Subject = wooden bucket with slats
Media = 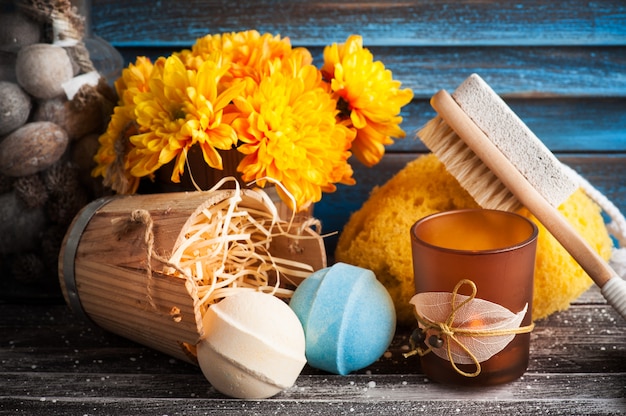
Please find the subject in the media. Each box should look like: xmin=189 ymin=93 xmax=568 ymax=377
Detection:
xmin=58 ymin=189 xmax=326 ymax=364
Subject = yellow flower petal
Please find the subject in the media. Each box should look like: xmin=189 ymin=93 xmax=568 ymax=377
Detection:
xmin=323 ymin=34 xmax=413 ymax=166
xmin=234 ymin=57 xmax=354 ymax=211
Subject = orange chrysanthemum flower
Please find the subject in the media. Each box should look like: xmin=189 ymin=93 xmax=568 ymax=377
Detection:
xmin=179 ymin=30 xmax=312 ymax=86
xmin=322 ymin=35 xmax=414 ymax=167
xmin=92 ymin=106 xmax=141 ymax=194
xmin=128 ymin=55 xmax=245 ymax=182
xmin=92 ymin=56 xmax=155 ymax=194
xmin=92 ymin=31 xmax=413 ymax=211
xmin=232 ymin=58 xmax=355 ymax=211
xmin=115 ymin=56 xmax=155 ymax=107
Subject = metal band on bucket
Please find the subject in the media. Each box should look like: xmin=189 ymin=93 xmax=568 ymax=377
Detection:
xmin=62 ymin=196 xmax=115 ymax=322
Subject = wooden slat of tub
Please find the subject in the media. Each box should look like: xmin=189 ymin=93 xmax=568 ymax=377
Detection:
xmin=74 ymin=260 xmax=201 ymax=363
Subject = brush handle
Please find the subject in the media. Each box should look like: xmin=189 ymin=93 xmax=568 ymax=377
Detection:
xmin=432 ymin=89 xmax=626 ymax=320
xmin=601 ymin=276 xmax=626 ymax=320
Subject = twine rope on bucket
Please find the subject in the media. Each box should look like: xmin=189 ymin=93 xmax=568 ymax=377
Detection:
xmin=128 ymin=209 xmax=157 ymax=311
xmin=127 ymin=208 xmax=192 ymax=312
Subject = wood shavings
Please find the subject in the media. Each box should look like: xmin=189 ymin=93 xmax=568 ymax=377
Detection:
xmin=166 ymin=178 xmax=318 ymax=315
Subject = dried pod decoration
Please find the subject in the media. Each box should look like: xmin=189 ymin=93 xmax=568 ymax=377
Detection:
xmin=0 ymin=0 xmax=119 ymax=298
xmin=13 ymin=174 xmax=49 ymax=209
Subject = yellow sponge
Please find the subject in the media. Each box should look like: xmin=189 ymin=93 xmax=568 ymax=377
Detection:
xmin=335 ymin=154 xmax=613 ymax=326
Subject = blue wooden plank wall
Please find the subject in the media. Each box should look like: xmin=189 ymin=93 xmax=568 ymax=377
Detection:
xmin=90 ymin=0 xmax=626 ymax=251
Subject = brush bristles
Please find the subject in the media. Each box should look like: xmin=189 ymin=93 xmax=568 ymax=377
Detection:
xmin=418 ymin=116 xmax=522 ymax=212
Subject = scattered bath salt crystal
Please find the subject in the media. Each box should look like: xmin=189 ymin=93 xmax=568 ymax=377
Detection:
xmin=600 ymin=347 xmax=606 ymax=351
xmin=365 ymin=370 xmax=372 ymax=375
xmin=400 ymin=344 xmax=410 ymax=351
xmin=402 ymin=381 xmax=408 ymax=385
xmin=349 ymin=381 xmax=355 ymax=386
xmin=31 ymin=364 xmax=37 ymax=369
xmin=367 ymin=381 xmax=376 ymax=388
xmin=383 ymin=351 xmax=392 ymax=358
xmin=130 ymin=357 xmax=137 ymax=362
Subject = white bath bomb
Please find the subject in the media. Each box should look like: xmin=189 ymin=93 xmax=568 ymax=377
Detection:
xmin=196 ymin=291 xmax=307 ymax=399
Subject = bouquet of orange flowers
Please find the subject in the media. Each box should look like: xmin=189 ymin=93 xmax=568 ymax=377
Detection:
xmin=92 ymin=30 xmax=413 ymax=211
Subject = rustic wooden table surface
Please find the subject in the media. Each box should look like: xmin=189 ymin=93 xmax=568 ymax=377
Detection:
xmin=1 ymin=287 xmax=624 ymax=415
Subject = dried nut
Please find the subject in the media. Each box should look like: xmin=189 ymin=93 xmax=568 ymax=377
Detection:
xmin=0 ymin=12 xmax=41 ymax=53
xmin=0 ymin=192 xmax=47 ymax=254
xmin=16 ymin=44 xmax=74 ymax=99
xmin=0 ymin=81 xmax=32 ymax=136
xmin=0 ymin=121 xmax=69 ymax=176
xmin=33 ymin=95 xmax=103 ymax=140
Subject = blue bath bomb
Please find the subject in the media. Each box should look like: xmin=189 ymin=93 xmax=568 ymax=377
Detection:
xmin=289 ymin=262 xmax=396 ymax=375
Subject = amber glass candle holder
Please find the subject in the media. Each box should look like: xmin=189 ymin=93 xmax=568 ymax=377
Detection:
xmin=410 ymin=209 xmax=538 ymax=386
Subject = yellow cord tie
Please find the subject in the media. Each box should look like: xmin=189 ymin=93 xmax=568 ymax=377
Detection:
xmin=404 ymin=279 xmax=535 ymax=378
